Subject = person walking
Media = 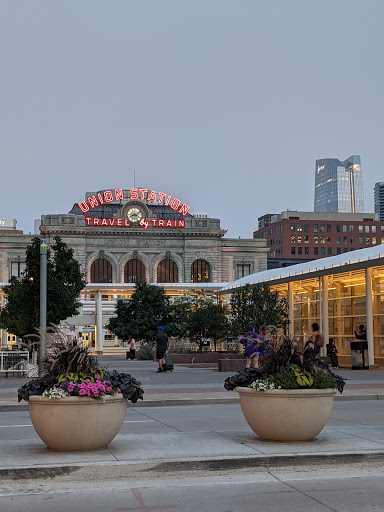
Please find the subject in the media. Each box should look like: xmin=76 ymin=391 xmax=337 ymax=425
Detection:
xmin=258 ymin=325 xmax=272 ymax=364
xmin=155 ymin=326 xmax=168 ymax=373
xmin=239 ymin=325 xmax=260 ymax=369
xmin=127 ymin=335 xmax=136 ymax=360
xmin=326 ymin=337 xmax=339 ymax=368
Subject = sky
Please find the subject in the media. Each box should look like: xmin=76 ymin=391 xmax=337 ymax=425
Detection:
xmin=1 ymin=0 xmax=383 ymax=238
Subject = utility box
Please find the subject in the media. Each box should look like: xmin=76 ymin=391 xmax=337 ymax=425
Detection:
xmin=350 ymin=341 xmax=369 ymax=370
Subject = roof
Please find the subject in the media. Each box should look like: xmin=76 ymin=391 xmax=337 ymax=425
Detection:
xmin=219 ymin=244 xmax=384 ymax=293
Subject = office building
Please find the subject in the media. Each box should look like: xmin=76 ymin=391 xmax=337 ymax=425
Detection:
xmin=374 ymin=182 xmax=384 ymax=221
xmin=314 ymin=155 xmax=364 ymax=213
xmin=254 ymin=210 xmax=383 ymax=268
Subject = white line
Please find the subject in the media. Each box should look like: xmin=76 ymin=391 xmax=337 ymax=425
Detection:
xmin=0 ymin=424 xmax=33 ymax=428
xmin=123 ymin=420 xmax=155 ymax=423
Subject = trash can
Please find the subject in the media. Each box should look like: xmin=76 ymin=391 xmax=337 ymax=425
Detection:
xmin=350 ymin=341 xmax=369 ymax=370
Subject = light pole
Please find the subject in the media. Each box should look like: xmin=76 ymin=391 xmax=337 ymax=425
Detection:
xmin=39 ymin=239 xmax=47 ymax=373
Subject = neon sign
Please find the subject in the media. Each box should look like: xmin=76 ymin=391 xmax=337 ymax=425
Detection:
xmin=78 ymin=188 xmax=190 ymax=216
xmin=85 ymin=218 xmax=185 ymax=229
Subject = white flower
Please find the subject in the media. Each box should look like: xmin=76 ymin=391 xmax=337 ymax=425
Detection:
xmin=42 ymin=388 xmax=69 ymax=399
xmin=248 ymin=378 xmax=277 ymax=391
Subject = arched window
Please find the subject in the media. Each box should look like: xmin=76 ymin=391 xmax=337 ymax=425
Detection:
xmin=157 ymin=259 xmax=178 ymax=283
xmin=90 ymin=258 xmax=112 ymax=283
xmin=191 ymin=259 xmax=211 ymax=283
xmin=124 ymin=259 xmax=146 ymax=283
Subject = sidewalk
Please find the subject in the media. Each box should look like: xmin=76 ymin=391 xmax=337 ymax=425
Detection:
xmin=1 ymin=361 xmax=384 ymax=482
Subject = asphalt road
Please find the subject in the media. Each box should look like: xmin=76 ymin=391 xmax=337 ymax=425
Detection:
xmin=1 ymin=467 xmax=384 ymax=512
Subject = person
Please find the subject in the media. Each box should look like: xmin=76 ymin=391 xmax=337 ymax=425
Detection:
xmin=354 ymin=324 xmax=367 ymax=340
xmin=127 ymin=335 xmax=136 ymax=360
xmin=304 ymin=323 xmax=327 ymax=368
xmin=326 ymin=337 xmax=339 ymax=368
xmin=155 ymin=326 xmax=168 ymax=373
xmin=258 ymin=325 xmax=272 ymax=364
xmin=239 ymin=325 xmax=260 ymax=369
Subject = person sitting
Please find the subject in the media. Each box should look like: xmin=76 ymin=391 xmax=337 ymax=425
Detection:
xmin=326 ymin=338 xmax=339 ymax=368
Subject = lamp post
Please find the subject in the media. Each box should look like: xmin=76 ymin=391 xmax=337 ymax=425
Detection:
xmin=39 ymin=239 xmax=47 ymax=374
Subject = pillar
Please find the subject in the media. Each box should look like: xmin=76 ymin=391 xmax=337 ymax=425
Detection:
xmin=365 ymin=267 xmax=375 ymax=367
xmin=321 ymin=276 xmax=329 ymax=357
xmin=288 ymin=282 xmax=294 ymax=338
xmin=95 ymin=292 xmax=103 ymax=354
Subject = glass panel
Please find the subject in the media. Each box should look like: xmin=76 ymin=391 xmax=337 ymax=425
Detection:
xmin=91 ymin=258 xmax=112 ymax=283
xmin=191 ymin=259 xmax=211 ymax=282
xmin=124 ymin=259 xmax=146 ymax=283
xmin=158 ymin=259 xmax=178 ymax=283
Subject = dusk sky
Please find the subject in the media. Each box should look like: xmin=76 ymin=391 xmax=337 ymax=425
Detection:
xmin=1 ymin=1 xmax=383 ymax=238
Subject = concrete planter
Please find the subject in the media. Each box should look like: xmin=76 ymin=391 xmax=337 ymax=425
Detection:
xmin=235 ymin=387 xmax=335 ymax=442
xmin=29 ymin=394 xmax=127 ymax=451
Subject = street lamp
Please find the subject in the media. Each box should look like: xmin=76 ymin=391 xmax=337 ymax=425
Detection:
xmin=39 ymin=239 xmax=47 ymax=374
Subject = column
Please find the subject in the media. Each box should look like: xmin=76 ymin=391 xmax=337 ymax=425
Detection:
xmin=321 ymin=276 xmax=329 ymax=357
xmin=365 ymin=267 xmax=375 ymax=367
xmin=288 ymin=282 xmax=294 ymax=338
xmin=95 ymin=292 xmax=103 ymax=354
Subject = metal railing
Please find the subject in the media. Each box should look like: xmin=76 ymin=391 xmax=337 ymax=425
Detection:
xmin=0 ymin=351 xmax=30 ymax=374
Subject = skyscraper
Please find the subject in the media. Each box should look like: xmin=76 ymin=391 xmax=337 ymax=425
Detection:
xmin=374 ymin=182 xmax=384 ymax=221
xmin=314 ymin=155 xmax=364 ymax=213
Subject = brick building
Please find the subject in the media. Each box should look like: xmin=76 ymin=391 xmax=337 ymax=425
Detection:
xmin=254 ymin=210 xmax=384 ymax=268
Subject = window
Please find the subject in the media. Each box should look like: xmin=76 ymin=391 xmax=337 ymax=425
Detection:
xmin=365 ymin=237 xmax=370 ymax=245
xmin=336 ymin=236 xmax=341 ymax=244
xmin=320 ymin=247 xmax=325 ymax=255
xmin=372 ymin=237 xmax=377 ymax=245
xmin=314 ymin=247 xmax=319 ymax=255
xmin=291 ymin=247 xmax=296 ymax=255
xmin=313 ymin=224 xmax=318 ymax=232
xmin=291 ymin=235 xmax=295 ymax=243
xmin=320 ymin=225 xmax=325 ymax=232
xmin=350 ymin=237 xmax=354 ymax=244
xmin=372 ymin=226 xmax=376 ymax=234
xmin=298 ymin=247 xmax=302 ymax=255
xmin=342 ymin=225 xmax=347 ymax=233
xmin=124 ymin=259 xmax=146 ymax=283
xmin=304 ymin=235 xmax=309 ymax=243
xmin=381 ymin=226 xmax=384 ymax=233
xmin=349 ymin=225 xmax=354 ymax=233
xmin=297 ymin=236 xmax=302 ymax=243
xmin=327 ymin=224 xmax=332 ymax=232
xmin=327 ymin=237 xmax=331 ymax=243
xmin=191 ymin=260 xmax=211 ymax=282
xmin=337 ymin=248 xmax=341 ymax=255
xmin=320 ymin=236 xmax=325 ymax=244
xmin=297 ymin=223 xmax=302 ymax=231
xmin=290 ymin=223 xmax=295 ymax=232
xmin=359 ymin=236 xmax=364 ymax=244
xmin=343 ymin=236 xmax=347 ymax=244
xmin=158 ymin=259 xmax=178 ymax=283
xmin=359 ymin=225 xmax=363 ymax=233
xmin=365 ymin=226 xmax=370 ymax=233
xmin=304 ymin=224 xmax=309 ymax=232
xmin=343 ymin=248 xmax=348 ymax=253
xmin=236 ymin=264 xmax=251 ymax=280
xmin=91 ymin=258 xmax=112 ymax=283
xmin=336 ymin=225 xmax=341 ymax=232
xmin=313 ymin=236 xmax=318 ymax=244
xmin=11 ymin=261 xmax=26 ymax=278
xmin=304 ymin=247 xmax=309 ymax=255
xmin=327 ymin=248 xmax=332 ymax=256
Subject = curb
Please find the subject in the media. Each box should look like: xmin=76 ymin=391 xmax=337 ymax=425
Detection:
xmin=1 ymin=452 xmax=384 ymax=482
xmin=0 ymin=394 xmax=383 ymax=412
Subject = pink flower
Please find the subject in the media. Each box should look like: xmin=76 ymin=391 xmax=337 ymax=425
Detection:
xmin=79 ymin=389 xmax=86 ymax=395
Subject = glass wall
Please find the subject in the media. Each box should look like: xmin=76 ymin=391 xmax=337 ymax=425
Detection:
xmin=372 ymin=266 xmax=384 ymax=358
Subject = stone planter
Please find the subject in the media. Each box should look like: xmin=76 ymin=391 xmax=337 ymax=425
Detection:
xmin=235 ymin=387 xmax=335 ymax=442
xmin=29 ymin=394 xmax=127 ymax=451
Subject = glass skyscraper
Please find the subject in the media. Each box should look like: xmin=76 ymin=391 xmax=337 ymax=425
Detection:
xmin=314 ymin=155 xmax=364 ymax=213
xmin=374 ymin=182 xmax=384 ymax=221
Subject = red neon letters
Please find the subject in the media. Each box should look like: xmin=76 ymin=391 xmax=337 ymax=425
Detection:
xmin=85 ymin=217 xmax=185 ymax=229
xmin=78 ymin=188 xmax=190 ymax=216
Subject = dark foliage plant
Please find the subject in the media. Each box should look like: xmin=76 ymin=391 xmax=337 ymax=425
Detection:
xmin=18 ymin=327 xmax=144 ymax=403
xmin=224 ymin=337 xmax=346 ymax=394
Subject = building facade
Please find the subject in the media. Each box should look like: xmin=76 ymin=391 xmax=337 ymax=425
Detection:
xmin=1 ymin=187 xmax=268 ymax=351
xmin=219 ymin=245 xmax=384 ymax=367
xmin=314 ymin=155 xmax=364 ymax=213
xmin=374 ymin=182 xmax=384 ymax=222
xmin=254 ymin=210 xmax=384 ymax=268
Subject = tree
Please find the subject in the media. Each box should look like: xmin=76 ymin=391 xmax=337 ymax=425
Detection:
xmin=0 ymin=237 xmax=86 ymax=340
xmin=230 ymin=284 xmax=289 ymax=335
xmin=107 ymin=281 xmax=171 ymax=342
xmin=188 ymin=302 xmax=230 ymax=351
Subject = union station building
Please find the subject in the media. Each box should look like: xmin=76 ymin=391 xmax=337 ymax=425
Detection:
xmin=0 ymin=187 xmax=268 ymax=351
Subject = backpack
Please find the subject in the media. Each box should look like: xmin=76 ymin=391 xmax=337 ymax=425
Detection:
xmin=315 ymin=334 xmax=325 ymax=347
